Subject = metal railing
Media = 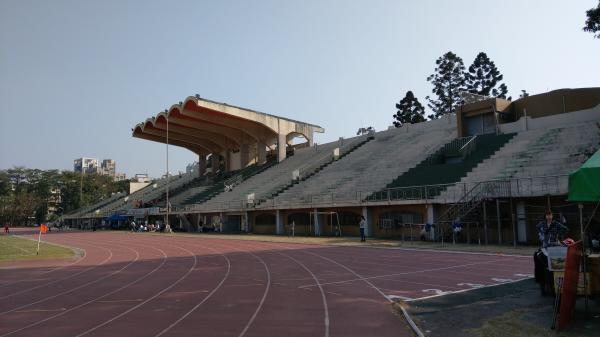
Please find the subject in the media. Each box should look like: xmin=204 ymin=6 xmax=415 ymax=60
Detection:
xmin=85 ymin=174 xmax=570 ymax=216
xmin=459 ymin=135 xmax=477 ymax=159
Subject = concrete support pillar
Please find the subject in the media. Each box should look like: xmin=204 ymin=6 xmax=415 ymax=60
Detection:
xmin=277 ymin=133 xmax=287 ymax=162
xmin=496 ymin=198 xmax=502 ymax=244
xmin=243 ymin=211 xmax=250 ymax=233
xmin=257 ymin=141 xmax=267 ymax=164
xmin=516 ymin=201 xmax=527 ymax=243
xmin=198 ymin=155 xmax=206 ymax=177
xmin=276 ymin=210 xmax=284 ymax=235
xmin=307 ymin=131 xmax=314 ymax=147
xmin=313 ymin=208 xmax=321 ymax=236
xmin=240 ymin=143 xmax=250 ymax=168
xmin=211 ymin=154 xmax=219 ymax=175
xmin=224 ymin=151 xmax=231 ymax=172
xmin=362 ymin=206 xmax=372 ymax=237
xmin=426 ymin=204 xmax=435 ymax=240
xmin=219 ymin=212 xmax=224 ymax=232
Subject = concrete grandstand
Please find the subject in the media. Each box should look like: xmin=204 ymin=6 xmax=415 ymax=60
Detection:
xmin=63 ymin=88 xmax=600 ymax=245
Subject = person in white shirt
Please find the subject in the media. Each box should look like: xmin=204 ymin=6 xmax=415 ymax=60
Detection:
xmin=359 ymin=216 xmax=367 ymax=242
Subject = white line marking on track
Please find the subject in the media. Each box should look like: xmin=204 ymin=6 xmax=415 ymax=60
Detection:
xmin=75 ymin=246 xmax=198 ymax=337
xmin=0 ymin=245 xmax=124 ymax=315
xmin=14 ymin=308 xmax=66 ymax=313
xmin=457 ymin=283 xmax=485 ymax=288
xmin=0 ymin=247 xmax=152 ymax=337
xmin=386 ymin=295 xmax=413 ymax=301
xmin=281 ymin=252 xmax=330 ymax=337
xmin=96 ymin=299 xmax=144 ymax=303
xmin=153 ymin=244 xmax=231 ymax=337
xmin=405 ymin=277 xmax=532 ymax=302
xmin=422 ymin=289 xmax=449 ymax=296
xmin=298 ymin=258 xmax=508 ymax=289
xmin=491 ymin=277 xmax=515 ymax=283
xmin=234 ymin=247 xmax=271 ymax=337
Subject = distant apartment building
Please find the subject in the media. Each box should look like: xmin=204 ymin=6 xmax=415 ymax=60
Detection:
xmin=100 ymin=159 xmax=116 ymax=177
xmin=74 ymin=157 xmax=126 ymax=181
xmin=114 ymin=172 xmax=127 ymax=181
xmin=74 ymin=157 xmax=99 ymax=174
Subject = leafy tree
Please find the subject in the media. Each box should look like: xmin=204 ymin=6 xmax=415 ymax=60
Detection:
xmin=519 ymin=90 xmax=530 ymax=99
xmin=465 ymin=52 xmax=508 ymax=99
xmin=0 ymin=167 xmax=129 ymax=224
xmin=426 ymin=51 xmax=466 ymax=119
xmin=584 ymin=1 xmax=600 ymax=38
xmin=393 ymin=91 xmax=426 ymax=127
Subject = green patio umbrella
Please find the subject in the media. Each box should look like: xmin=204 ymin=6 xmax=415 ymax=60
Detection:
xmin=567 ymin=148 xmax=600 ymax=316
xmin=568 ymin=148 xmax=600 ymax=202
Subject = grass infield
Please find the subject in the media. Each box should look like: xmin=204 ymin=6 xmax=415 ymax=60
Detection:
xmin=0 ymin=235 xmax=74 ymax=262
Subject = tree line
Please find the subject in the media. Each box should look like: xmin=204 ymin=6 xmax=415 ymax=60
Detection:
xmin=0 ymin=168 xmax=129 ymax=225
xmin=393 ymin=51 xmax=521 ymax=127
xmin=394 ymin=1 xmax=600 ymax=128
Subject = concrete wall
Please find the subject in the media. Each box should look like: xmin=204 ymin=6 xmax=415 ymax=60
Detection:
xmin=129 ymin=182 xmax=150 ymax=194
xmin=512 ymin=88 xmax=600 ymax=119
xmin=499 ymin=104 xmax=600 ymax=134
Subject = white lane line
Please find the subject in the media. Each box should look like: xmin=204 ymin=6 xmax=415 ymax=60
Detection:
xmin=457 ymin=283 xmax=485 ymax=288
xmin=303 ymin=247 xmax=428 ymax=337
xmin=386 ymin=295 xmax=413 ymax=301
xmin=232 ymin=246 xmax=271 ymax=337
xmin=2 ymin=233 xmax=86 ymax=280
xmin=0 ymin=247 xmax=146 ymax=337
xmin=153 ymin=243 xmax=231 ymax=337
xmin=0 ymin=245 xmax=117 ymax=314
xmin=96 ymin=299 xmax=144 ymax=303
xmin=298 ymin=258 xmax=508 ymax=289
xmin=0 ymin=240 xmax=90 ymax=300
xmin=404 ymin=277 xmax=532 ymax=302
xmin=422 ymin=289 xmax=450 ymax=296
xmin=326 ymin=242 xmax=532 ymax=258
xmin=280 ymin=252 xmax=330 ymax=337
xmin=75 ymin=245 xmax=199 ymax=337
xmin=14 ymin=308 xmax=66 ymax=313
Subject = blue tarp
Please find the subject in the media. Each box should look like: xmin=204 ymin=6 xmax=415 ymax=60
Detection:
xmin=105 ymin=214 xmax=127 ymax=221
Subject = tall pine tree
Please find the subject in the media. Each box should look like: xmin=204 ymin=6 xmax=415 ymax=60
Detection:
xmin=465 ymin=52 xmax=508 ymax=99
xmin=426 ymin=51 xmax=466 ymax=119
xmin=584 ymin=1 xmax=600 ymax=38
xmin=393 ymin=91 xmax=426 ymax=127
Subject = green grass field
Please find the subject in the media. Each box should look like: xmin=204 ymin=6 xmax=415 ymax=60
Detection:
xmin=0 ymin=235 xmax=75 ymax=262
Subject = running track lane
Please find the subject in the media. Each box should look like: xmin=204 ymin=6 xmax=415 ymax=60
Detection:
xmin=0 ymin=231 xmax=533 ymax=337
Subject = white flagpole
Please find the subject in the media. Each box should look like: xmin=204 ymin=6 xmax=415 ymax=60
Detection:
xmin=36 ymin=229 xmax=42 ymax=255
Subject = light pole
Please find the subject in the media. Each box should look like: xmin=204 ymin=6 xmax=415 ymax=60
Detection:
xmin=165 ymin=113 xmax=170 ymax=231
xmin=79 ymin=169 xmax=83 ymax=205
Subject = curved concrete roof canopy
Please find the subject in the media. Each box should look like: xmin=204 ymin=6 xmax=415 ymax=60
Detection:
xmin=132 ymin=96 xmax=325 ymax=166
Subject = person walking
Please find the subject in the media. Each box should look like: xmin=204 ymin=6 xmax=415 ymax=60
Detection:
xmin=359 ymin=216 xmax=367 ymax=242
xmin=4 ymin=223 xmax=9 ymax=235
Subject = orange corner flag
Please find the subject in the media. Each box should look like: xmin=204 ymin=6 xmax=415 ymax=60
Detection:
xmin=40 ymin=224 xmax=48 ymax=234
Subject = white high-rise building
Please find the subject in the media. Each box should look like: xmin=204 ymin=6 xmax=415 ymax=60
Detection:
xmin=74 ymin=157 xmax=99 ymax=174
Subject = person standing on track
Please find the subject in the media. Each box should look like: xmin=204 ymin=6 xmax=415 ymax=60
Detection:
xmin=533 ymin=210 xmax=569 ymax=294
xmin=359 ymin=216 xmax=367 ymax=242
xmin=4 ymin=223 xmax=9 ymax=235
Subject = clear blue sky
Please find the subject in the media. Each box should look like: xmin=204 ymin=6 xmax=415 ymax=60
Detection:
xmin=1 ymin=0 xmax=599 ymax=178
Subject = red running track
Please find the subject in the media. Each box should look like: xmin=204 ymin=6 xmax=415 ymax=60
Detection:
xmin=0 ymin=230 xmax=532 ymax=337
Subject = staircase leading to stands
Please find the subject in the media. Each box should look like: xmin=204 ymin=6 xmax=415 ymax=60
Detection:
xmin=256 ymin=135 xmax=374 ymax=205
xmin=369 ymin=133 xmax=515 ymax=201
xmin=433 ymin=179 xmax=512 ymax=241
